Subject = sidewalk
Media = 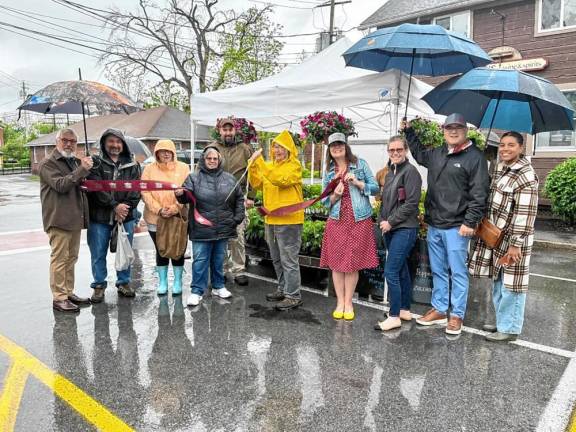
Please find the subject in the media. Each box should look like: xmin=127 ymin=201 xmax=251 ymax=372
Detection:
xmin=534 ymin=219 xmax=576 ymax=251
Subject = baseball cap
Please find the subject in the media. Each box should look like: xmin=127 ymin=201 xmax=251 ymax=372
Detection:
xmin=443 ymin=113 xmax=467 ymax=128
xmin=328 ymin=132 xmax=347 ymax=145
xmin=218 ymin=117 xmax=235 ymax=128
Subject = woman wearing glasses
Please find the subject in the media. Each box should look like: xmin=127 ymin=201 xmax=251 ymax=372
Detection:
xmin=374 ymin=136 xmax=422 ymax=331
xmin=175 ymin=146 xmax=245 ymax=307
xmin=320 ymin=132 xmax=380 ymax=321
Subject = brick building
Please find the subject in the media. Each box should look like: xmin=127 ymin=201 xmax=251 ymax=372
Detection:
xmin=360 ymin=0 xmax=576 ymax=201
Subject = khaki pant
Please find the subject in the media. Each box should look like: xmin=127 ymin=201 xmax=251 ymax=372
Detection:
xmin=225 ymin=214 xmax=246 ymax=275
xmin=47 ymin=227 xmax=81 ymax=301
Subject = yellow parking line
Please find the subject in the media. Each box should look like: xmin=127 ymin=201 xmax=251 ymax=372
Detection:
xmin=0 ymin=362 xmax=28 ymax=432
xmin=0 ymin=334 xmax=133 ymax=432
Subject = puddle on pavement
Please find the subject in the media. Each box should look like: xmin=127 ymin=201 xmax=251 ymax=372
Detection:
xmin=248 ymin=303 xmax=322 ymax=325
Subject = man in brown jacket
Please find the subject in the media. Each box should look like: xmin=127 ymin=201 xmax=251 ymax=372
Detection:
xmin=211 ymin=117 xmax=254 ymax=286
xmin=40 ymin=128 xmax=93 ymax=312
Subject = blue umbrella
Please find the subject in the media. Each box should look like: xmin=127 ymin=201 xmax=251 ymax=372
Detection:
xmin=422 ymin=68 xmax=575 ymax=134
xmin=343 ymin=24 xmax=493 ymax=118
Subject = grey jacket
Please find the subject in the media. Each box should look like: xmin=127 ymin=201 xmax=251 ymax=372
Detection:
xmin=379 ymin=159 xmax=422 ymax=230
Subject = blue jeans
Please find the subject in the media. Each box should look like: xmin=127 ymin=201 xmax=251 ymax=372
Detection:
xmin=493 ymin=272 xmax=527 ymax=334
xmin=87 ymin=221 xmax=135 ymax=288
xmin=191 ymin=239 xmax=228 ymax=295
xmin=427 ymin=225 xmax=470 ymax=319
xmin=385 ymin=228 xmax=417 ymax=316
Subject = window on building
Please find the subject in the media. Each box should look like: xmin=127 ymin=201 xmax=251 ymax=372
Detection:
xmin=433 ymin=11 xmax=471 ymax=37
xmin=540 ymin=0 xmax=576 ymax=31
xmin=535 ymin=90 xmax=576 ymax=150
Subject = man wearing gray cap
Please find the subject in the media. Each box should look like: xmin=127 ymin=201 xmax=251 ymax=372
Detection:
xmin=402 ymin=113 xmax=489 ymax=335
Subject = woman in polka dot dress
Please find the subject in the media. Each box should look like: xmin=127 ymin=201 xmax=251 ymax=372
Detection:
xmin=320 ymin=133 xmax=379 ymax=321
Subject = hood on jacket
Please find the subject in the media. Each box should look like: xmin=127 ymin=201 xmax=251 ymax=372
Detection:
xmin=271 ymin=130 xmax=298 ymax=164
xmin=198 ymin=145 xmax=223 ymax=173
xmin=98 ymin=128 xmax=131 ymax=161
xmin=154 ymin=139 xmax=177 ymax=162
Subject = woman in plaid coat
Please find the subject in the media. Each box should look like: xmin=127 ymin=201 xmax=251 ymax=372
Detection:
xmin=468 ymin=131 xmax=538 ymax=342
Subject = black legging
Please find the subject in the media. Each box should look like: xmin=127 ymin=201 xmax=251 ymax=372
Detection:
xmin=149 ymin=231 xmax=185 ymax=267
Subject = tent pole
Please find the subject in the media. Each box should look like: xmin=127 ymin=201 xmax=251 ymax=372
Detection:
xmin=403 ymin=49 xmax=416 ymax=121
xmin=311 ymin=142 xmax=315 ymax=183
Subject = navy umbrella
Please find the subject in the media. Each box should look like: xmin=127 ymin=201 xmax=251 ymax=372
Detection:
xmin=343 ymin=24 xmax=493 ymax=118
xmin=422 ymin=68 xmax=575 ymax=134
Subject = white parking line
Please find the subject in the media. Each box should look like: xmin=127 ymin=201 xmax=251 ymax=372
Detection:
xmin=531 ymin=273 xmax=576 ymax=284
xmin=536 ymin=355 xmax=576 ymax=432
xmin=245 ymin=272 xmax=576 ymax=360
xmin=0 ymin=228 xmax=44 ymax=236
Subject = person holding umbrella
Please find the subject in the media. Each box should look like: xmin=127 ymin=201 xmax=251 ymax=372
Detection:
xmin=87 ymin=128 xmax=142 ymax=303
xmin=469 ymin=132 xmax=538 ymax=342
xmin=402 ymin=114 xmax=489 ymax=335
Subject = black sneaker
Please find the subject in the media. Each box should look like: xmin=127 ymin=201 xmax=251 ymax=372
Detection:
xmin=91 ymin=287 xmax=105 ymax=303
xmin=275 ymin=298 xmax=303 ymax=311
xmin=266 ymin=291 xmax=285 ymax=302
xmin=117 ymin=284 xmax=135 ymax=298
xmin=234 ymin=275 xmax=249 ymax=286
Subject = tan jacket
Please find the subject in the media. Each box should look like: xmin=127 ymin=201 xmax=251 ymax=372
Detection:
xmin=39 ymin=149 xmax=90 ymax=232
xmin=141 ymin=140 xmax=191 ymax=226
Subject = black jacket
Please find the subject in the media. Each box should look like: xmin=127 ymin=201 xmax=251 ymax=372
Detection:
xmin=405 ymin=127 xmax=489 ymax=229
xmin=177 ymin=158 xmax=245 ymax=241
xmin=379 ymin=159 xmax=422 ymax=230
xmin=87 ymin=128 xmax=142 ymax=224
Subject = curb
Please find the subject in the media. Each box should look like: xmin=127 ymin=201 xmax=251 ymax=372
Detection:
xmin=534 ymin=239 xmax=576 ymax=251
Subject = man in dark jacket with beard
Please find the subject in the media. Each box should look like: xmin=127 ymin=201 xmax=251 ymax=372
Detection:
xmin=87 ymin=128 xmax=141 ymax=302
xmin=402 ymin=113 xmax=489 ymax=335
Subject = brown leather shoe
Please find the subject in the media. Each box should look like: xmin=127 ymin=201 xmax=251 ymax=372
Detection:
xmin=117 ymin=284 xmax=135 ymax=298
xmin=68 ymin=294 xmax=91 ymax=306
xmin=415 ymin=308 xmax=447 ymax=326
xmin=446 ymin=316 xmax=463 ymax=335
xmin=53 ymin=299 xmax=80 ymax=313
xmin=91 ymin=288 xmax=105 ymax=304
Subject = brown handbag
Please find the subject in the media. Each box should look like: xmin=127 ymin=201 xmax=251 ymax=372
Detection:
xmin=475 ymin=217 xmax=504 ymax=249
xmin=157 ymin=207 xmax=189 ymax=259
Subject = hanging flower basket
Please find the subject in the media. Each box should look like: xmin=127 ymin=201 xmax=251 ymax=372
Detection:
xmin=300 ymin=111 xmax=357 ymax=144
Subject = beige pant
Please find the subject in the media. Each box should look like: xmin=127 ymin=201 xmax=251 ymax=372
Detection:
xmin=225 ymin=214 xmax=246 ymax=275
xmin=47 ymin=227 xmax=81 ymax=301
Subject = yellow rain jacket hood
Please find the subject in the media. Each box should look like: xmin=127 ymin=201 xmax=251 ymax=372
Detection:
xmin=248 ymin=130 xmax=304 ymax=225
xmin=141 ymin=139 xmax=190 ymax=226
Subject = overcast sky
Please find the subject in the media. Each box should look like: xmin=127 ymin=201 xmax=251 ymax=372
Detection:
xmin=0 ymin=0 xmax=385 ymax=116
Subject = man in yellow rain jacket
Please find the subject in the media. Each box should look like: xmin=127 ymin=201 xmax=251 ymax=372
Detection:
xmin=248 ymin=130 xmax=304 ymax=310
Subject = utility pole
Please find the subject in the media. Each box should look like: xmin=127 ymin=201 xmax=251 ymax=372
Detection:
xmin=18 ymin=81 xmax=29 ymax=139
xmin=316 ymin=0 xmax=352 ymax=45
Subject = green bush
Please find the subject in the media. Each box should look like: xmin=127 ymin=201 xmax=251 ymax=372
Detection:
xmin=544 ymin=157 xmax=576 ymax=222
xmin=401 ymin=117 xmax=487 ymax=150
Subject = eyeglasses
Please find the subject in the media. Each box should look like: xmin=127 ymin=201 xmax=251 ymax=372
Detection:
xmin=387 ymin=148 xmax=405 ymax=154
xmin=205 ymin=157 xmax=219 ymax=161
xmin=444 ymin=125 xmax=466 ymax=131
xmin=60 ymin=138 xmax=77 ymax=144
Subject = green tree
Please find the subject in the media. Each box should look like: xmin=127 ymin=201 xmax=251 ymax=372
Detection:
xmin=211 ymin=7 xmax=284 ymax=90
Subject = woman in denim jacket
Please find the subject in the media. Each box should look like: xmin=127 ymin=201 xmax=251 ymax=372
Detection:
xmin=320 ymin=133 xmax=380 ymax=320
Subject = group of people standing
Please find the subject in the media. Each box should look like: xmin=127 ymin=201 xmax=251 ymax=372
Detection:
xmin=40 ymin=111 xmax=538 ymax=343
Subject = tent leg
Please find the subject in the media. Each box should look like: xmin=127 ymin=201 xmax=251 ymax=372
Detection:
xmin=311 ymin=142 xmax=315 ymax=183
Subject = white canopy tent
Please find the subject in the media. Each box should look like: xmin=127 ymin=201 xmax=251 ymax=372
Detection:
xmin=190 ymin=37 xmax=440 ymax=177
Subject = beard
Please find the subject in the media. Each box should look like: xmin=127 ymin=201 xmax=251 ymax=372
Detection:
xmin=223 ymin=136 xmax=235 ymax=145
xmin=59 ymin=149 xmax=74 ymax=158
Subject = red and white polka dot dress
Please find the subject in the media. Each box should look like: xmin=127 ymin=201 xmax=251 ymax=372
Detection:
xmin=320 ymin=182 xmax=379 ymax=272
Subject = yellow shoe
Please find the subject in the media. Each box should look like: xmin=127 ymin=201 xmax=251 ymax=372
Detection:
xmin=343 ymin=310 xmax=355 ymax=321
xmin=332 ymin=310 xmax=344 ymax=319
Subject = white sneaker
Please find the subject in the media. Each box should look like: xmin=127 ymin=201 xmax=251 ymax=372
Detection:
xmin=212 ymin=287 xmax=232 ymax=299
xmin=187 ymin=293 xmax=202 ymax=306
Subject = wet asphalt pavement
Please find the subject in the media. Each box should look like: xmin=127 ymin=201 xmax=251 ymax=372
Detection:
xmin=0 ymin=174 xmax=575 ymax=432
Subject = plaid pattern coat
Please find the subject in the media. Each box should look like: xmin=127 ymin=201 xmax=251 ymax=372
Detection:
xmin=468 ymin=157 xmax=538 ymax=293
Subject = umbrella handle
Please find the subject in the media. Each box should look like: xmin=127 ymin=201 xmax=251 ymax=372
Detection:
xmin=403 ymin=48 xmax=416 ymax=124
xmin=485 ymin=91 xmax=502 ymax=149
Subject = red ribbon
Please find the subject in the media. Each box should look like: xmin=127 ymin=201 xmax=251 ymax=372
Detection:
xmin=258 ymin=177 xmax=342 ymax=217
xmin=81 ymin=179 xmax=213 ymax=226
